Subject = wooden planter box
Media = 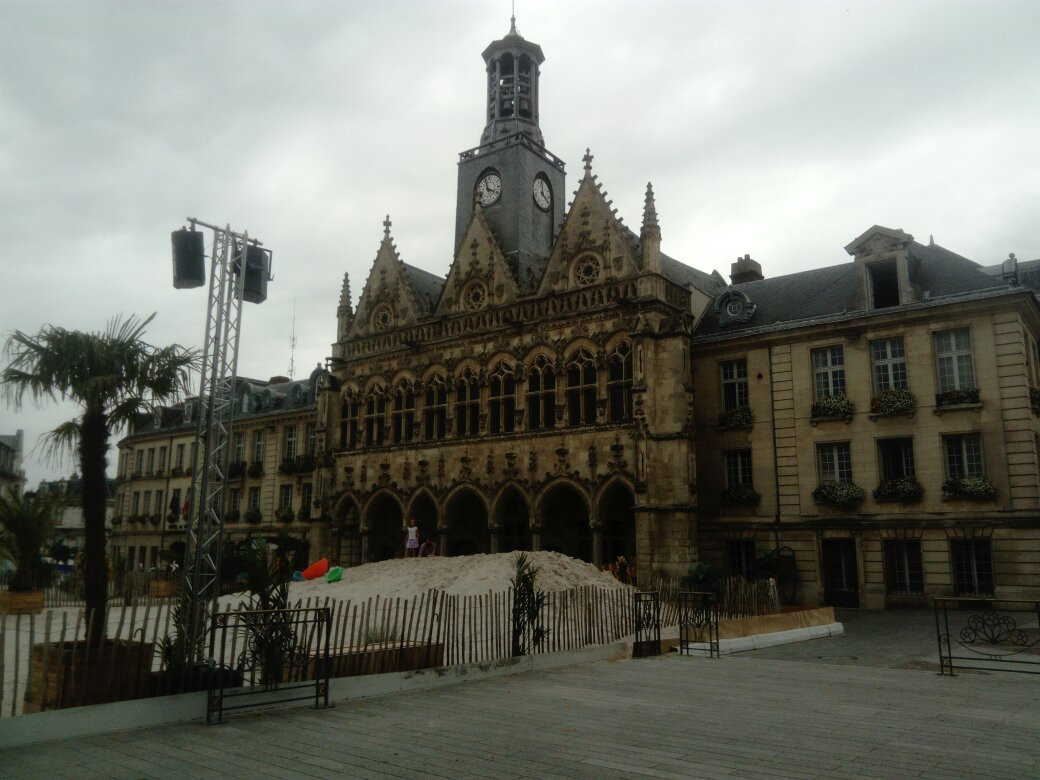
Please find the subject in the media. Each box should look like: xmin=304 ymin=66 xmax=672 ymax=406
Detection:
xmin=316 ymin=641 xmax=444 ymax=679
xmin=148 ymin=580 xmax=178 ymax=598
xmin=0 ymin=590 xmax=44 ymax=614
xmin=23 ymin=639 xmax=155 ymax=712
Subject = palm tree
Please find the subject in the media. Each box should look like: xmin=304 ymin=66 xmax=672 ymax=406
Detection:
xmin=0 ymin=490 xmax=62 ymax=592
xmin=2 ymin=314 xmax=194 ymax=641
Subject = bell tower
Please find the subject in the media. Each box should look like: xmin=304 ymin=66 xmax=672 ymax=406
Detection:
xmin=455 ymin=16 xmax=565 ymax=290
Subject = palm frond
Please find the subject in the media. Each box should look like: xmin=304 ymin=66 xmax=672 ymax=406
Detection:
xmin=40 ymin=420 xmax=82 ymax=465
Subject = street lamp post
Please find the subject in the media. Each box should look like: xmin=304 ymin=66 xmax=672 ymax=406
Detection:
xmin=171 ymin=218 xmax=272 ymax=663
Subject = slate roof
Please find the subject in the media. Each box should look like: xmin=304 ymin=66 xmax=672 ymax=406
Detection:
xmin=0 ymin=435 xmax=19 ymax=451
xmin=982 ymin=257 xmax=1040 ymax=291
xmin=402 ymin=262 xmax=446 ymax=316
xmin=661 ymin=252 xmax=725 ymax=297
xmin=694 ymin=240 xmax=1006 ymax=339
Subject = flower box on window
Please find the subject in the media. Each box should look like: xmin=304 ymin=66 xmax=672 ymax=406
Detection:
xmin=812 ymin=480 xmax=865 ymax=508
xmin=298 ymin=504 xmax=311 ymax=522
xmin=111 ymin=515 xmax=123 ymax=526
xmin=935 ymin=388 xmax=980 ymax=408
xmin=170 ymin=466 xmax=184 ymax=477
xmin=275 ymin=507 xmax=295 ymax=524
xmin=225 ymin=509 xmax=240 ymax=524
xmin=721 ymin=484 xmax=761 ymax=506
xmin=279 ymin=458 xmax=297 ymax=476
xmin=244 ymin=508 xmax=262 ymax=524
xmin=872 ymin=477 xmax=923 ymax=503
xmin=943 ymin=475 xmax=997 ymax=501
xmin=811 ymin=393 xmax=855 ymax=420
xmin=247 ymin=461 xmax=264 ymax=479
xmin=717 ymin=406 xmax=753 ymax=428
xmin=227 ymin=461 xmax=246 ymax=479
xmin=870 ymin=388 xmax=916 ymax=417
xmin=294 ymin=454 xmax=316 ymax=473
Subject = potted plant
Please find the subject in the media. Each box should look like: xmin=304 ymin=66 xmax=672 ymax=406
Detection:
xmin=943 ymin=474 xmax=997 ymax=501
xmin=935 ymin=387 xmax=980 ymax=407
xmin=812 ymin=480 xmax=866 ymax=508
xmin=717 ymin=406 xmax=753 ymax=428
xmin=873 ymin=477 xmax=924 ymax=502
xmin=721 ymin=484 xmax=761 ymax=506
xmin=870 ymin=388 xmax=916 ymax=416
xmin=0 ymin=491 xmax=60 ymax=613
xmin=811 ymin=393 xmax=855 ymax=419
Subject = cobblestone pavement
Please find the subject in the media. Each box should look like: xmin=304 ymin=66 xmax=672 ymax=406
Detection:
xmin=3 ymin=610 xmax=1038 ymax=779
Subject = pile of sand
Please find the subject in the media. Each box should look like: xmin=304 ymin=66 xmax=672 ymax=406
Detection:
xmin=246 ymin=551 xmax=628 ymax=605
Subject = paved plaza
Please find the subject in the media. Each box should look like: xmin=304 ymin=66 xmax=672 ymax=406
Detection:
xmin=2 ymin=610 xmax=1038 ymax=778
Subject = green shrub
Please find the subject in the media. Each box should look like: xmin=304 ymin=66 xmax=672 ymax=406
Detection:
xmin=718 ymin=405 xmax=753 ymax=427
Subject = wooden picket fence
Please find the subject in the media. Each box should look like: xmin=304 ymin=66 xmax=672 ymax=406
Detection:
xmin=0 ymin=584 xmax=645 ymax=718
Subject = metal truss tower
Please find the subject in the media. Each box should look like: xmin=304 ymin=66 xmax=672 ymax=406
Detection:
xmin=176 ymin=217 xmax=270 ymax=662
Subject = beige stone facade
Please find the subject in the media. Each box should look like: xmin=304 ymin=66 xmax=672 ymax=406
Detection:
xmin=693 ymin=227 xmax=1040 ymax=606
xmin=111 ymin=375 xmax=321 ymax=569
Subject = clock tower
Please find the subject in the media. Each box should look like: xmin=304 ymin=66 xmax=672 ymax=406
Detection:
xmin=455 ymin=17 xmax=566 ymax=289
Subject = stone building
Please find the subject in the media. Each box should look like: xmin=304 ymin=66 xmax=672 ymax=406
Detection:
xmin=693 ymin=230 xmax=1040 ymax=607
xmin=111 ymin=372 xmax=320 ymax=569
xmin=0 ymin=429 xmax=26 ymax=496
xmin=32 ymin=475 xmax=115 ymax=559
xmin=317 ymin=20 xmax=722 ymax=576
xmin=315 ymin=21 xmax=1040 ymax=606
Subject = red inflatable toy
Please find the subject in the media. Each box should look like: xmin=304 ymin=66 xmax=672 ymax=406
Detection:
xmin=301 ymin=558 xmax=330 ymax=580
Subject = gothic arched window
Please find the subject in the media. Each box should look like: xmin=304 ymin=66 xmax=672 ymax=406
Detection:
xmin=488 ymin=362 xmax=516 ymax=434
xmin=607 ymin=342 xmax=634 ymax=423
xmin=454 ymin=368 xmax=481 ymax=437
xmin=423 ymin=375 xmax=448 ymax=441
xmin=526 ymin=355 xmax=556 ymax=430
xmin=364 ymin=387 xmax=386 ymax=447
xmin=566 ymin=348 xmax=598 ymax=426
xmin=391 ymin=383 xmax=416 ymax=445
xmin=339 ymin=392 xmax=361 ymax=449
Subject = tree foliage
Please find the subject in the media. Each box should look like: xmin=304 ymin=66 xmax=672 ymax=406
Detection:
xmin=0 ymin=490 xmax=62 ymax=591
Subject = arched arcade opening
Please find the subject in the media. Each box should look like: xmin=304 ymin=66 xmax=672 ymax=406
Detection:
xmin=445 ymin=489 xmax=490 ymax=556
xmin=539 ymin=482 xmax=592 ymax=562
xmin=365 ymin=493 xmax=403 ymax=563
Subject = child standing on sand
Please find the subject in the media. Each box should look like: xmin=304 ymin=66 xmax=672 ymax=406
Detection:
xmin=404 ymin=517 xmax=420 ymax=557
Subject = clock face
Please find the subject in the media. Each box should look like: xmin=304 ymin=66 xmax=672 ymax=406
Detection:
xmin=533 ymin=177 xmax=552 ymax=210
xmin=476 ymin=172 xmax=502 ymax=206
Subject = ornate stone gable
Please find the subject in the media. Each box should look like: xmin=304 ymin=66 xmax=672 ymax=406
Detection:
xmin=348 ymin=216 xmax=427 ymax=339
xmin=435 ymin=207 xmax=519 ymax=317
xmin=536 ymin=150 xmax=643 ymax=297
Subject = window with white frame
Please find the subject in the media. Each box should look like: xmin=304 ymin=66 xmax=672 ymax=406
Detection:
xmin=724 ymin=450 xmax=753 ymax=486
xmin=306 ymin=422 xmax=317 ymax=455
xmin=284 ymin=425 xmax=297 ymax=460
xmin=943 ymin=433 xmax=984 ymax=479
xmin=253 ymin=431 xmax=264 ymax=464
xmin=175 ymin=443 xmax=185 ymax=469
xmin=817 ymin=442 xmax=852 ymax=483
xmin=720 ymin=359 xmax=749 ymax=411
xmin=878 ymin=437 xmax=915 ymax=480
xmin=870 ymin=337 xmax=907 ymax=392
xmin=155 ymin=490 xmax=164 ymax=517
xmin=811 ymin=346 xmax=846 ymax=399
xmin=135 ymin=450 xmax=143 ymax=474
xmin=934 ymin=328 xmax=975 ymax=393
xmin=132 ymin=491 xmax=140 ymax=515
xmin=147 ymin=448 xmax=156 ymax=473
xmin=233 ymin=433 xmax=245 ymax=463
xmin=143 ymin=491 xmax=152 ymax=514
xmin=279 ymin=484 xmax=293 ymax=510
xmin=249 ymin=486 xmax=261 ymax=509
xmin=230 ymin=488 xmax=241 ymax=512
xmin=158 ymin=447 xmax=168 ymax=472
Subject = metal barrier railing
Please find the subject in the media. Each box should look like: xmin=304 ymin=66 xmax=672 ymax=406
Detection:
xmin=678 ymin=591 xmax=719 ymax=658
xmin=934 ymin=597 xmax=1040 ymax=676
xmin=633 ymin=591 xmax=661 ymax=658
xmin=207 ymin=606 xmax=331 ymax=723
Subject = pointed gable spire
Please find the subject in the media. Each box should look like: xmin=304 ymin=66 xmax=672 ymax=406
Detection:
xmin=382 ymin=214 xmax=392 ymax=242
xmin=582 ymin=148 xmax=594 ymax=179
xmin=641 ymin=182 xmax=660 ymax=239
xmin=640 ymin=181 xmax=662 ymax=274
xmin=339 ymin=271 xmax=353 ymax=314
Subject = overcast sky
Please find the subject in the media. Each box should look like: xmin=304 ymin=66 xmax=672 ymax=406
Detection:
xmin=2 ymin=0 xmax=1038 ymax=487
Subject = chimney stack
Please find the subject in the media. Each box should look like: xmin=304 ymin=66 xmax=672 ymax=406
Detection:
xmin=730 ymin=254 xmax=764 ymax=285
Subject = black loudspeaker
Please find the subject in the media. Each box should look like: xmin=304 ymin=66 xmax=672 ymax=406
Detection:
xmin=171 ymin=229 xmax=206 ymax=289
xmin=242 ymin=244 xmax=270 ymax=304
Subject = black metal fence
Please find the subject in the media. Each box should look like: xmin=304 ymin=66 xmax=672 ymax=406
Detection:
xmin=678 ymin=591 xmax=719 ymax=658
xmin=207 ymin=606 xmax=332 ymax=723
xmin=934 ymin=598 xmax=1040 ymax=676
xmin=633 ymin=591 xmax=661 ymax=658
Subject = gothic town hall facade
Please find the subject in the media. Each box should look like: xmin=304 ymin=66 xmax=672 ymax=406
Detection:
xmin=313 ymin=21 xmax=1040 ymax=607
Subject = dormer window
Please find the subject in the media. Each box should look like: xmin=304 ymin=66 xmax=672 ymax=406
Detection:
xmin=868 ymin=260 xmax=899 ymax=308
